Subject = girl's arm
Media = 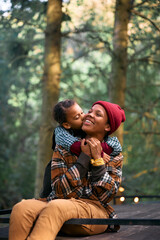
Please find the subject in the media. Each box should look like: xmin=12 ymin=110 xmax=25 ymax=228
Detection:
xmin=105 ymin=136 xmax=122 ymax=156
xmin=55 ymin=126 xmax=80 ymax=152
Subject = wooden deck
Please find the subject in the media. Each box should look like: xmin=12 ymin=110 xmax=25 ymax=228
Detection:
xmin=56 ymin=202 xmax=160 ymax=240
xmin=1 ymin=202 xmax=160 ymax=240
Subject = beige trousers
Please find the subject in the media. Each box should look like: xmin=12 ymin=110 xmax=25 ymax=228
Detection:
xmin=9 ymin=198 xmax=109 ymax=240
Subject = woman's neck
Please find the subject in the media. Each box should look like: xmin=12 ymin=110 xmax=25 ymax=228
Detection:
xmin=86 ymin=133 xmax=105 ymax=142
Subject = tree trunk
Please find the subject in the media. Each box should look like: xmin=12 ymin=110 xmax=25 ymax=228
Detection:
xmin=35 ymin=0 xmax=62 ymax=197
xmin=109 ymin=0 xmax=132 ymax=144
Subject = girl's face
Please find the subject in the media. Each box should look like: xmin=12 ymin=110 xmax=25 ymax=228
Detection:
xmin=82 ymin=104 xmax=110 ymax=141
xmin=63 ymin=103 xmax=85 ymax=130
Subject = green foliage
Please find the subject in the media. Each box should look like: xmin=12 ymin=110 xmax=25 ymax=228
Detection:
xmin=0 ymin=0 xmax=45 ymax=208
xmin=0 ymin=0 xmax=160 ymax=208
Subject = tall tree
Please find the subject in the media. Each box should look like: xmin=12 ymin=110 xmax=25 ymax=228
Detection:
xmin=109 ymin=0 xmax=133 ymax=144
xmin=0 ymin=0 xmax=46 ymax=208
xmin=35 ymin=0 xmax=62 ymax=196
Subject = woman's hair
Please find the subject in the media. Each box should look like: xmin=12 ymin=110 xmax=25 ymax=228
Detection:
xmin=53 ymin=99 xmax=76 ymax=125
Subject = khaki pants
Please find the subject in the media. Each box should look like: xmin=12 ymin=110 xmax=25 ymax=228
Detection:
xmin=9 ymin=198 xmax=109 ymax=240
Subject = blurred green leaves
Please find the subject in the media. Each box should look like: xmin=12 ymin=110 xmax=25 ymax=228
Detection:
xmin=0 ymin=0 xmax=160 ymax=208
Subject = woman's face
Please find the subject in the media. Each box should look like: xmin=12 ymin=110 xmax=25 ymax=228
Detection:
xmin=82 ymin=104 xmax=110 ymax=141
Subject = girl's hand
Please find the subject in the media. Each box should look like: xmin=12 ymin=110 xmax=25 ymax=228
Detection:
xmin=86 ymin=138 xmax=102 ymax=160
xmin=81 ymin=139 xmax=91 ymax=157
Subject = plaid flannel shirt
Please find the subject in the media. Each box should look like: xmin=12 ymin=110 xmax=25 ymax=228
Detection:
xmin=47 ymin=145 xmax=123 ymax=218
xmin=55 ymin=126 xmax=122 ymax=156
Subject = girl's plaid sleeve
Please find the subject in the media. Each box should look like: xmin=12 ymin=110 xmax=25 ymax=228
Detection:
xmin=55 ymin=126 xmax=79 ymax=152
xmin=106 ymin=136 xmax=122 ymax=156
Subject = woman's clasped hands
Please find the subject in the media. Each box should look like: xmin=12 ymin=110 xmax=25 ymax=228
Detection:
xmin=81 ymin=137 xmax=102 ymax=160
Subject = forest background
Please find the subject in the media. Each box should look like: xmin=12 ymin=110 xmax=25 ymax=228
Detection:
xmin=0 ymin=0 xmax=160 ymax=209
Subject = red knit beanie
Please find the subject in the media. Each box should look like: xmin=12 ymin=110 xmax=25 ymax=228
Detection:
xmin=92 ymin=101 xmax=126 ymax=135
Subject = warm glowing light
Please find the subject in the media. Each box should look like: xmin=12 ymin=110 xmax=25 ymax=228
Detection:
xmin=120 ymin=196 xmax=125 ymax=202
xmin=119 ymin=187 xmax=125 ymax=192
xmin=134 ymin=197 xmax=139 ymax=203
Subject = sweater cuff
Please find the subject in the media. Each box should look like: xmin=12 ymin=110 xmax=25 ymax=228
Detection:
xmin=70 ymin=141 xmax=81 ymax=156
xmin=75 ymin=152 xmax=90 ymax=178
xmin=91 ymin=165 xmax=106 ymax=182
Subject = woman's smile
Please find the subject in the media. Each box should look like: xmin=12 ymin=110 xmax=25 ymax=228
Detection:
xmin=83 ymin=118 xmax=94 ymax=126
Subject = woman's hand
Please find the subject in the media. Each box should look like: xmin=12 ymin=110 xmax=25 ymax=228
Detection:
xmin=86 ymin=138 xmax=102 ymax=160
xmin=81 ymin=139 xmax=91 ymax=157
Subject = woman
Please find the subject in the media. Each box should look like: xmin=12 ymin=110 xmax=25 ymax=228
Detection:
xmin=9 ymin=101 xmax=125 ymax=240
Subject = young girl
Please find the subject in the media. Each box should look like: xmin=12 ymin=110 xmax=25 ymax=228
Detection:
xmin=9 ymin=101 xmax=125 ymax=240
xmin=40 ymin=99 xmax=122 ymax=197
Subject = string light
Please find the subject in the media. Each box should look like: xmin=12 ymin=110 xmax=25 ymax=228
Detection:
xmin=120 ymin=196 xmax=125 ymax=202
xmin=134 ymin=197 xmax=140 ymax=203
xmin=119 ymin=186 xmax=125 ymax=192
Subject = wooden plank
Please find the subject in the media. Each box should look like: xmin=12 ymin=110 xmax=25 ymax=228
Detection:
xmin=56 ymin=226 xmax=160 ymax=240
xmin=56 ymin=203 xmax=160 ymax=240
xmin=0 ymin=227 xmax=8 ymax=240
xmin=1 ymin=203 xmax=160 ymax=240
xmin=1 ymin=225 xmax=160 ymax=240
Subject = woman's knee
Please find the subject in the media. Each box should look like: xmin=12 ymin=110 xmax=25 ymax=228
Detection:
xmin=11 ymin=200 xmax=26 ymax=219
xmin=46 ymin=199 xmax=64 ymax=214
xmin=11 ymin=199 xmax=40 ymax=220
xmin=46 ymin=199 xmax=75 ymax=218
